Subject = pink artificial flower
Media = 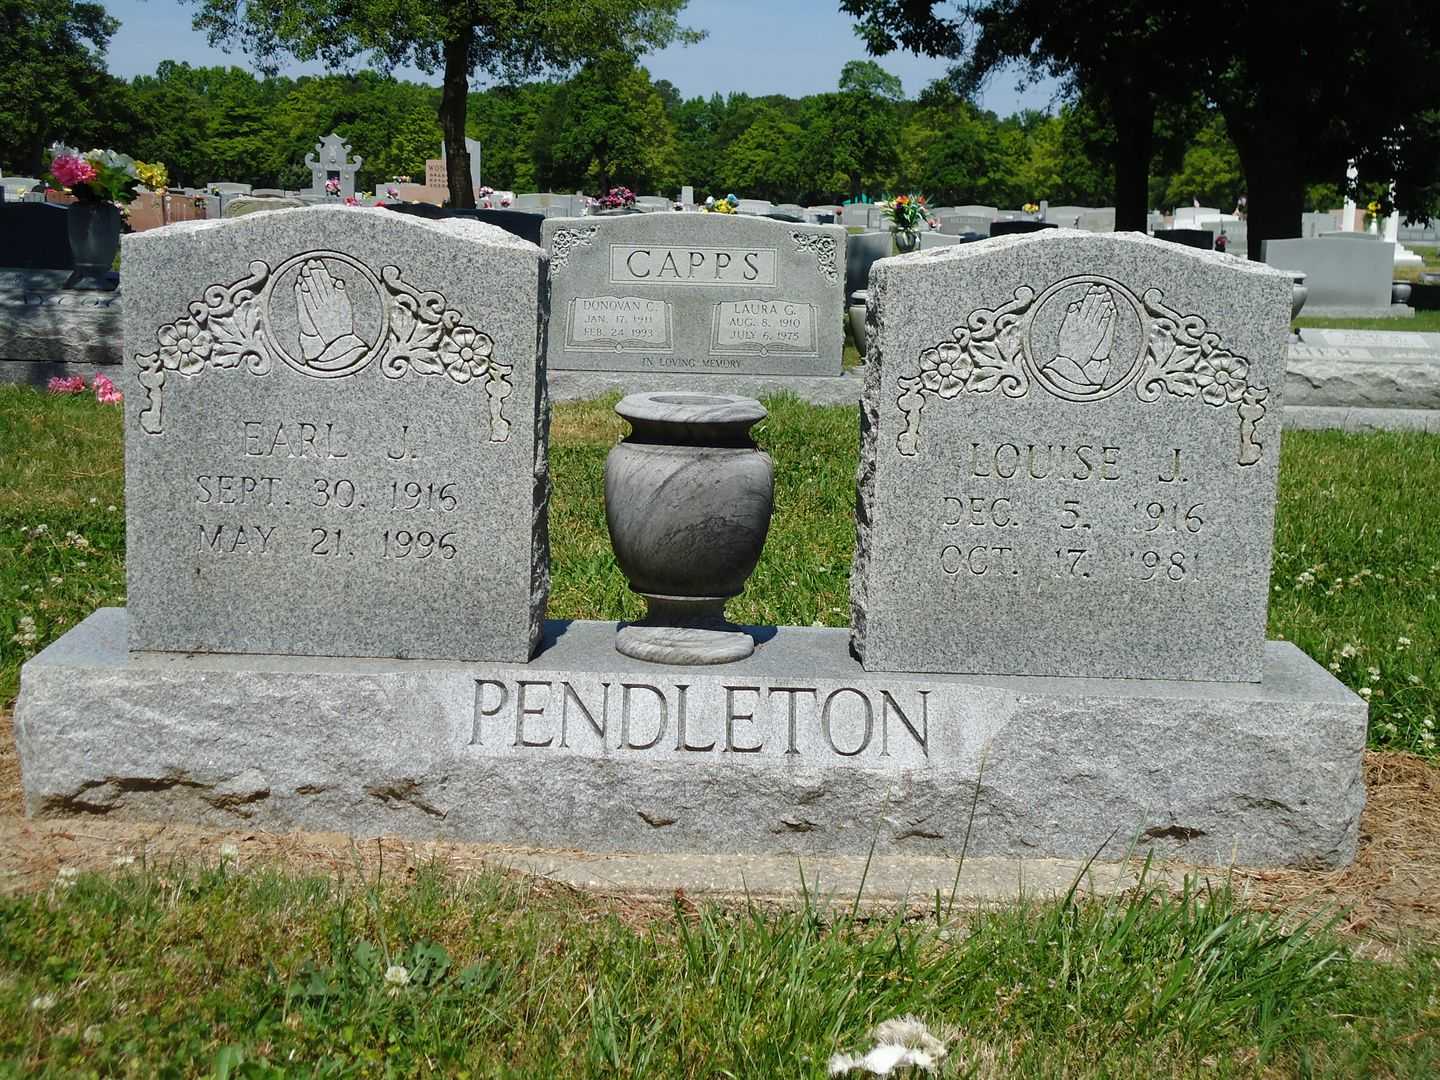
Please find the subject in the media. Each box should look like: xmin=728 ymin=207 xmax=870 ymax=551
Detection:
xmin=500 ymin=197 xmax=511 ymax=207
xmin=50 ymin=155 xmax=96 ymax=188
xmin=325 ymin=178 xmax=341 ymax=195
xmin=93 ymin=374 xmax=122 ymax=404
xmin=344 ymin=195 xmax=359 ymax=206
xmin=47 ymin=375 xmax=87 ymax=394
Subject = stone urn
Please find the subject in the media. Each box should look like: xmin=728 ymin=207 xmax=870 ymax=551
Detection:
xmin=1393 ymin=281 xmax=1413 ymax=305
xmin=605 ymin=392 xmax=774 ymax=664
xmin=848 ymin=289 xmax=869 ymax=358
xmin=65 ymin=201 xmax=122 ymax=290
xmin=1284 ymin=269 xmax=1308 ymax=343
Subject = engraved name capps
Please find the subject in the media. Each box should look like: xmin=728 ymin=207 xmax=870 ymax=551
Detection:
xmin=468 ymin=679 xmax=936 ymax=766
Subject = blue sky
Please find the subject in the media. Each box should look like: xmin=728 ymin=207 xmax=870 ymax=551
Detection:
xmin=103 ymin=0 xmax=1059 ymax=114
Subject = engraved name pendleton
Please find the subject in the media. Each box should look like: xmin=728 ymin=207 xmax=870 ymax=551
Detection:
xmin=470 ymin=679 xmax=932 ymax=764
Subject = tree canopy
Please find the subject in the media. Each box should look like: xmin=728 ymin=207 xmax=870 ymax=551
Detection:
xmin=183 ymin=0 xmax=700 ymax=206
xmin=0 ymin=0 xmax=124 ymax=174
xmin=839 ymin=0 xmax=1440 ymax=255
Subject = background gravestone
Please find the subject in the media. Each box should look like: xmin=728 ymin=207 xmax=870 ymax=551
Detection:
xmin=121 ymin=205 xmax=549 ymax=662
xmin=542 ymin=212 xmax=846 ymax=377
xmin=0 ymin=203 xmax=72 ymax=269
xmin=852 ymin=229 xmax=1292 ymax=681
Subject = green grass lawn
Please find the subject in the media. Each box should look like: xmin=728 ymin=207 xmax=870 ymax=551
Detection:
xmin=1297 ymin=310 xmax=1440 ymax=333
xmin=2 ymin=859 xmax=1438 ymax=1076
xmin=3 ymin=387 xmax=1440 ymax=1075
xmin=4 ymin=387 xmax=1437 ymax=756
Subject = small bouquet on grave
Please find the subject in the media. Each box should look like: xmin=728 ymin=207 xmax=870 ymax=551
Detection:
xmin=880 ymin=193 xmax=934 ymax=234
xmin=1365 ymin=200 xmax=1383 ymax=230
xmin=392 ymin=174 xmax=412 ymax=184
xmin=477 ymin=185 xmax=495 ymax=208
xmin=135 ymin=161 xmax=169 ymax=193
xmin=44 ymin=144 xmax=145 ymax=204
xmin=594 ymin=186 xmax=637 ymax=210
xmin=1023 ymin=201 xmax=1040 ymax=216
xmin=704 ymin=194 xmax=738 ymax=214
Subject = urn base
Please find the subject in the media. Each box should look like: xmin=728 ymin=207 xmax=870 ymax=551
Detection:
xmin=616 ymin=597 xmax=755 ymax=665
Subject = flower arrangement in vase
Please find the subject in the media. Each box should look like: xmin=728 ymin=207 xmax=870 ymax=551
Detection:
xmin=43 ymin=144 xmax=165 ymax=290
xmin=704 ymin=194 xmax=739 ymax=214
xmin=881 ymin=194 xmax=935 ymax=251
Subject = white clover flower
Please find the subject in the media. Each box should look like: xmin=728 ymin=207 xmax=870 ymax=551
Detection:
xmin=1367 ymin=666 xmax=1381 ymax=679
xmin=1328 ymin=662 xmax=1341 ymax=673
xmin=30 ymin=994 xmax=57 ymax=1012
xmin=1358 ymin=687 xmax=1372 ymax=699
xmin=56 ymin=867 xmax=79 ymax=887
xmin=12 ymin=616 xmax=38 ymax=646
xmin=83 ymin=1024 xmax=103 ymax=1044
xmin=49 ymin=575 xmax=63 ymax=585
xmin=829 ymin=1016 xmax=946 ymax=1076
xmin=219 ymin=841 xmax=239 ymax=859
xmin=88 ymin=497 xmax=98 ymax=505
xmin=1398 ymin=636 xmax=1413 ymax=648
xmin=33 ymin=523 xmax=48 ymax=535
xmin=106 ymin=504 xmax=117 ymax=513
xmin=384 ymin=964 xmax=410 ymax=987
xmin=1340 ymin=643 xmax=1358 ymax=659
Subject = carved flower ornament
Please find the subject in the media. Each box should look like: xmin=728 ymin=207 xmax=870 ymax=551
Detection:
xmin=134 ymin=252 xmax=514 ymax=443
xmin=895 ymin=276 xmax=1271 ymax=467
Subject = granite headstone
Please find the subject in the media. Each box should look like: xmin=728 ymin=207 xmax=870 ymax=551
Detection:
xmin=120 ymin=205 xmax=549 ymax=662
xmin=852 ymin=229 xmax=1293 ymax=681
xmin=542 ymin=212 xmax=846 ymax=376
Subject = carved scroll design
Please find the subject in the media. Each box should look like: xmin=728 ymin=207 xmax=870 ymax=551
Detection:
xmin=1133 ymin=288 xmax=1269 ymax=466
xmin=791 ymin=231 xmax=839 ymax=285
xmin=895 ymin=286 xmax=1033 ymax=456
xmin=379 ymin=266 xmax=512 ymax=442
xmin=894 ymin=279 xmax=1269 ymax=467
xmin=549 ymin=226 xmax=598 ymax=273
xmin=134 ymin=251 xmax=513 ymax=442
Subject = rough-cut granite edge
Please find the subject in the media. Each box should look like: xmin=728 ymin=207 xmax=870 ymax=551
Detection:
xmin=849 ymin=280 xmax=886 ymax=662
xmin=1283 ymin=405 xmax=1440 ymax=432
xmin=530 ymin=254 xmax=553 ymax=658
xmin=14 ymin=611 xmax=1368 ymax=868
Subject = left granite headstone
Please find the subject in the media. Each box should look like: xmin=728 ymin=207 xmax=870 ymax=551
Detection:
xmin=121 ymin=205 xmax=549 ymax=661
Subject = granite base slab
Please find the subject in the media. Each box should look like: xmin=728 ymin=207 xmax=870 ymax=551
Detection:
xmin=1282 ymin=405 xmax=1440 ymax=432
xmin=548 ymin=368 xmax=865 ymax=405
xmin=16 ymin=610 xmax=1367 ymax=868
xmin=1301 ymin=303 xmax=1415 ymax=319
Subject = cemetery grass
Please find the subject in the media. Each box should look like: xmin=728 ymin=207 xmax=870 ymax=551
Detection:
xmin=2 ymin=856 xmax=1440 ymax=1076
xmin=1296 ymin=310 xmax=1440 ymax=333
xmin=4 ymin=386 xmax=1437 ymax=757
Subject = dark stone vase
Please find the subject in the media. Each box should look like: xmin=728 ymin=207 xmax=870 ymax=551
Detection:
xmin=605 ymin=392 xmax=774 ymax=664
xmin=65 ymin=201 xmax=122 ymax=290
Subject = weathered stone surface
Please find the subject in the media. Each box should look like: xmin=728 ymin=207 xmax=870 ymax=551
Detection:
xmin=223 ymin=196 xmax=307 ymax=218
xmin=542 ymin=212 xmax=846 ymax=376
xmin=16 ymin=610 xmax=1367 ymax=868
xmin=852 ymin=229 xmax=1293 ymax=681
xmin=547 ymin=368 xmax=864 ymax=405
xmin=0 ymin=269 xmax=121 ymax=366
xmin=120 ymin=205 xmax=549 ymax=662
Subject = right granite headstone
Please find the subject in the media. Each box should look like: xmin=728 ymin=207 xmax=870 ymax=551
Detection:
xmin=853 ymin=230 xmax=1292 ymax=681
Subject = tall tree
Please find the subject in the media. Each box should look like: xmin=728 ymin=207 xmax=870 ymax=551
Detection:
xmin=0 ymin=0 xmax=120 ymax=173
xmin=841 ymin=1 xmax=1440 ymax=256
xmin=536 ymin=62 xmax=679 ymax=193
xmin=842 ymin=0 xmax=1203 ymax=232
xmin=187 ymin=0 xmax=700 ymax=207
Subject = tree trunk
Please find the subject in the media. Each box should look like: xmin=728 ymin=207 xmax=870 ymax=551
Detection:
xmin=1111 ymin=92 xmax=1155 ymax=233
xmin=439 ymin=27 xmax=474 ymax=210
xmin=1231 ymin=118 xmax=1306 ymax=262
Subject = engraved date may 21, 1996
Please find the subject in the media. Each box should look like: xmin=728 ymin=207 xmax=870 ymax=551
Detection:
xmin=196 ymin=524 xmax=458 ymax=560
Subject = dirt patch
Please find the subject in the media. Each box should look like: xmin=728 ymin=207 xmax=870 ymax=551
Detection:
xmin=2 ymin=705 xmax=1436 ymax=942
xmin=1226 ymin=752 xmax=1440 ymax=947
